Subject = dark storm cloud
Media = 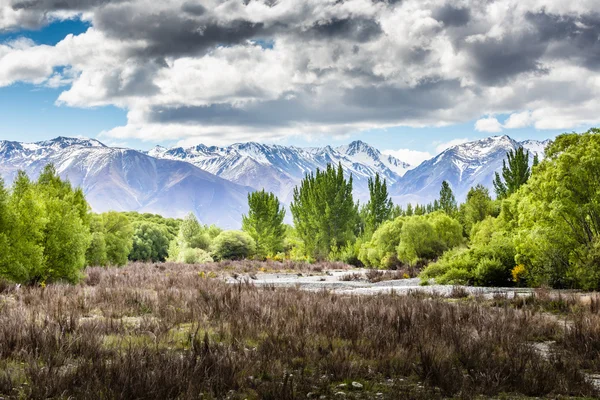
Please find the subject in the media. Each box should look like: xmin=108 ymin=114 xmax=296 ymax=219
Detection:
xmin=304 ymin=17 xmax=383 ymax=43
xmin=11 ymin=0 xmax=127 ymax=11
xmin=432 ymin=4 xmax=470 ymax=27
xmin=464 ymin=32 xmax=549 ymax=85
xmin=148 ymin=78 xmax=464 ymax=127
xmin=93 ymin=4 xmax=266 ymax=57
xmin=526 ymin=11 xmax=600 ymax=70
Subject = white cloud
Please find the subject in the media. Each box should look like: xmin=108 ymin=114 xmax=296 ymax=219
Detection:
xmin=434 ymin=138 xmax=470 ymax=153
xmin=2 ymin=0 xmax=600 ymax=142
xmin=383 ymin=148 xmax=432 ymax=166
xmin=504 ymin=111 xmax=533 ymax=129
xmin=475 ymin=117 xmax=503 ymax=133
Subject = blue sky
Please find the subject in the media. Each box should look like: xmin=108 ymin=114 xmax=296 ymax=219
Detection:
xmin=0 ymin=2 xmax=594 ymax=164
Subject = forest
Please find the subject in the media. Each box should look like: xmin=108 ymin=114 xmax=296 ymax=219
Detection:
xmin=1 ymin=129 xmax=599 ymax=290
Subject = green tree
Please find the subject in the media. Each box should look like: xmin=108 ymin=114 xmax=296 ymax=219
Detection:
xmin=212 ymin=231 xmax=256 ymax=261
xmin=513 ymin=129 xmax=600 ymax=289
xmin=35 ymin=165 xmax=92 ymax=283
xmin=102 ymin=212 xmax=133 ymax=266
xmin=179 ymin=213 xmax=210 ymax=250
xmin=130 ymin=221 xmax=170 ymax=262
xmin=439 ymin=181 xmax=457 ymax=216
xmin=242 ymin=190 xmax=286 ymax=258
xmin=363 ymin=173 xmax=393 ymax=235
xmin=493 ymin=147 xmax=531 ymax=199
xmin=86 ymin=214 xmax=108 ymax=266
xmin=290 ymin=163 xmax=358 ymax=260
xmin=460 ymin=184 xmax=494 ymax=236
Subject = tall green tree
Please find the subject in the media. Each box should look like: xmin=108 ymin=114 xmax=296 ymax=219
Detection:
xmin=36 ymin=165 xmax=92 ymax=283
xmin=439 ymin=181 xmax=457 ymax=216
xmin=460 ymin=184 xmax=494 ymax=236
xmin=363 ymin=173 xmax=393 ymax=236
xmin=242 ymin=190 xmax=286 ymax=258
xmin=102 ymin=212 xmax=133 ymax=266
xmin=493 ymin=147 xmax=531 ymax=199
xmin=290 ymin=163 xmax=358 ymax=260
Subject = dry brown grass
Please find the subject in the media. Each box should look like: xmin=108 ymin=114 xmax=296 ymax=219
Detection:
xmin=0 ymin=261 xmax=597 ymax=399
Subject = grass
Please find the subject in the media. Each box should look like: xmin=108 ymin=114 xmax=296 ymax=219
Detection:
xmin=0 ymin=261 xmax=598 ymax=399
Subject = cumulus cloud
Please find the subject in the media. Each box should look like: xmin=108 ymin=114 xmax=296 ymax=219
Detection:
xmin=383 ymin=148 xmax=432 ymax=166
xmin=1 ymin=0 xmax=600 ymax=144
xmin=475 ymin=117 xmax=503 ymax=133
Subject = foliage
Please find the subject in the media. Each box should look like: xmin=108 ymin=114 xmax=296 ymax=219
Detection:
xmin=363 ymin=173 xmax=393 ymax=235
xmin=211 ymin=231 xmax=256 ymax=261
xmin=101 ymin=212 xmax=134 ymax=266
xmin=178 ymin=248 xmax=214 ymax=264
xmin=459 ymin=184 xmax=495 ymax=236
xmin=290 ymin=163 xmax=358 ymax=260
xmin=358 ymin=217 xmax=405 ymax=268
xmin=493 ymin=147 xmax=531 ymax=199
xmin=242 ymin=190 xmax=286 ymax=258
xmin=129 ymin=222 xmax=170 ymax=262
xmin=0 ymin=165 xmax=92 ymax=284
xmin=438 ymin=180 xmax=457 ymax=216
xmin=512 ymin=129 xmax=600 ymax=289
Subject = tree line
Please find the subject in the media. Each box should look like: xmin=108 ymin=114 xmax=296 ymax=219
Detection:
xmin=1 ymin=128 xmax=599 ymax=289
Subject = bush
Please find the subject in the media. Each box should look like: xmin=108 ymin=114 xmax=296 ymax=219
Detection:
xmin=358 ymin=218 xmax=404 ymax=268
xmin=474 ymin=257 xmax=510 ymax=286
xmin=211 ymin=231 xmax=256 ymax=261
xmin=178 ymin=248 xmax=213 ymax=264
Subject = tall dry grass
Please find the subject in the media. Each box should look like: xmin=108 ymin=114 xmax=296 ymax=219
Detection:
xmin=0 ymin=262 xmax=597 ymax=399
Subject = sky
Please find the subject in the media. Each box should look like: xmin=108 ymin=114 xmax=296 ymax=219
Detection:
xmin=0 ymin=0 xmax=598 ymax=166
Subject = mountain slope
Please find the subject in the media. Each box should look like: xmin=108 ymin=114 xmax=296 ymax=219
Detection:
xmin=391 ymin=135 xmax=549 ymax=204
xmin=149 ymin=140 xmax=412 ymax=203
xmin=0 ymin=137 xmax=252 ymax=229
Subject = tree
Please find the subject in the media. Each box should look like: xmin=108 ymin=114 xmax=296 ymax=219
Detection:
xmin=513 ymin=129 xmax=600 ymax=289
xmin=211 ymin=231 xmax=256 ymax=260
xmin=102 ymin=212 xmax=133 ymax=266
xmin=290 ymin=163 xmax=358 ymax=260
xmin=460 ymin=184 xmax=494 ymax=236
xmin=242 ymin=190 xmax=286 ymax=258
xmin=86 ymin=214 xmax=108 ymax=266
xmin=493 ymin=147 xmax=531 ymax=199
xmin=439 ymin=181 xmax=457 ymax=216
xmin=363 ymin=173 xmax=393 ymax=235
xmin=179 ymin=213 xmax=210 ymax=250
xmin=130 ymin=222 xmax=170 ymax=262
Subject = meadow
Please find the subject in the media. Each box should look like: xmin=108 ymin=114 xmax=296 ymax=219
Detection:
xmin=1 ymin=261 xmax=599 ymax=399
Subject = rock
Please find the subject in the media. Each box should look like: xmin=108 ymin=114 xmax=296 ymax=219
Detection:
xmin=335 ymin=392 xmax=346 ymax=397
xmin=337 ymin=383 xmax=347 ymax=389
xmin=351 ymin=381 xmax=363 ymax=390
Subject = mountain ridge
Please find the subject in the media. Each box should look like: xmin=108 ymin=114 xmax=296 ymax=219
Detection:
xmin=0 ymin=135 xmax=550 ymax=227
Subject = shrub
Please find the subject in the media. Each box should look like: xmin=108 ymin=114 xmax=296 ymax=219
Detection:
xmin=474 ymin=257 xmax=510 ymax=286
xmin=211 ymin=231 xmax=256 ymax=261
xmin=179 ymin=248 xmax=214 ymax=264
xmin=358 ymin=217 xmax=404 ymax=268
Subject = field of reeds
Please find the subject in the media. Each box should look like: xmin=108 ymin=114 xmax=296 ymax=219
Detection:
xmin=1 ymin=261 xmax=599 ymax=399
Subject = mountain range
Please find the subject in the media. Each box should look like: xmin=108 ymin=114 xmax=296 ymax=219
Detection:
xmin=0 ymin=135 xmax=549 ymax=228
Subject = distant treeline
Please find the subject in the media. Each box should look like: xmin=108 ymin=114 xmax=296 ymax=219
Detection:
xmin=1 ymin=128 xmax=600 ymax=289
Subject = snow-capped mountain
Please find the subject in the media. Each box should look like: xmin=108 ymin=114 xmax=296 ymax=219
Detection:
xmin=0 ymin=135 xmax=551 ymax=227
xmin=391 ymin=135 xmax=549 ymax=204
xmin=0 ymin=137 xmax=252 ymax=228
xmin=149 ymin=140 xmax=412 ymax=203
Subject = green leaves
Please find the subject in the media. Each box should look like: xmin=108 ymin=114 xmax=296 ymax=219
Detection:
xmin=242 ymin=190 xmax=285 ymax=259
xmin=290 ymin=163 xmax=358 ymax=261
xmin=493 ymin=147 xmax=531 ymax=199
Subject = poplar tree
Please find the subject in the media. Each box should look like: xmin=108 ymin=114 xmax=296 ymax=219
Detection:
xmin=439 ymin=180 xmax=458 ymax=216
xmin=493 ymin=147 xmax=531 ymax=199
xmin=363 ymin=173 xmax=393 ymax=235
xmin=242 ymin=190 xmax=286 ymax=258
xmin=290 ymin=163 xmax=358 ymax=260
